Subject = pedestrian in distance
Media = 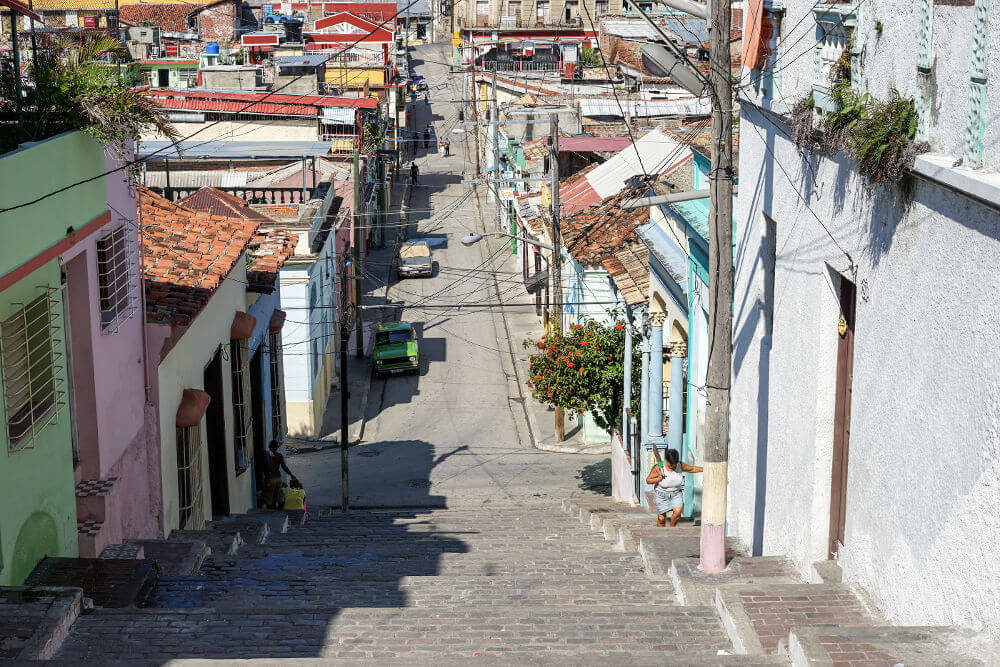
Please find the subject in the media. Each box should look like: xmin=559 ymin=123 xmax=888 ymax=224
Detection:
xmin=263 ymin=439 xmax=296 ymax=510
xmin=410 ymin=162 xmax=419 ymax=185
xmin=423 ymin=126 xmax=431 ymax=149
xmin=645 ymin=448 xmax=703 ymax=527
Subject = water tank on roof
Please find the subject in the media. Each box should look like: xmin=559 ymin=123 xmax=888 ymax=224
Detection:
xmin=205 ymin=42 xmax=220 ymax=54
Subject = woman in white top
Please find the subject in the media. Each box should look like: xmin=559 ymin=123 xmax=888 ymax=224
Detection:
xmin=645 ymin=448 xmax=703 ymax=527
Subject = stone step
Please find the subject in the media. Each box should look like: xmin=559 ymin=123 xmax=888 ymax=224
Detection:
xmin=228 ymin=541 xmax=642 ymax=559
xmin=196 ymin=552 xmax=646 ymax=580
xmin=125 ymin=540 xmax=208 ymax=577
xmin=788 ymin=624 xmax=986 ymax=667
xmin=143 ymin=574 xmax=678 ymax=610
xmin=205 ymin=517 xmax=269 ymax=545
xmin=715 ymin=583 xmax=877 ymax=655
xmin=169 ymin=529 xmax=242 ymax=557
xmin=238 ymin=509 xmax=290 ymax=535
xmin=671 ymin=557 xmax=800 ymax=606
xmin=55 ymin=604 xmax=733 ymax=661
xmin=639 ymin=534 xmax=746 ymax=577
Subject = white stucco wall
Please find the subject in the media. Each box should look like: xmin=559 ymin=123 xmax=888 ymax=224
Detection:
xmin=732 ymin=101 xmax=1000 ymax=637
xmin=153 ymin=259 xmax=252 ymax=536
xmin=141 ymin=118 xmax=319 ymax=143
xmin=757 ymin=0 xmax=999 ymax=171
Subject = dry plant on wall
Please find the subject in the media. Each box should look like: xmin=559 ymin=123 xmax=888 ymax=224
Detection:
xmin=789 ymin=45 xmax=927 ymax=186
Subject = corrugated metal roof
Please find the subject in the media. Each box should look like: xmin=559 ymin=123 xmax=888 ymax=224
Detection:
xmin=585 ymin=128 xmax=687 ymax=199
xmin=275 ymin=54 xmax=329 ymax=67
xmin=154 ymin=98 xmax=321 ymax=116
xmin=599 ymin=19 xmax=659 ymax=40
xmin=144 ymin=88 xmax=378 ymax=108
xmin=578 ymin=97 xmax=711 ymax=118
xmin=398 ymin=0 xmax=430 ymax=15
xmin=142 ymin=171 xmax=248 ymax=189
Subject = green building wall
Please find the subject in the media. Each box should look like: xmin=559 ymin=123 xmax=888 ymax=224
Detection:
xmin=0 ymin=131 xmax=108 ymax=583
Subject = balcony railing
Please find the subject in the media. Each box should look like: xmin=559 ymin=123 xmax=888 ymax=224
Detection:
xmin=479 ymin=60 xmax=562 ymax=72
xmin=320 ymin=133 xmax=359 ymax=153
xmin=150 ymin=186 xmax=316 ymax=204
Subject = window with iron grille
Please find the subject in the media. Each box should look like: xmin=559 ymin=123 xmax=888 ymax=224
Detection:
xmin=595 ymin=0 xmax=609 ymax=14
xmin=1 ymin=291 xmax=65 ymax=452
xmin=96 ymin=225 xmax=136 ymax=333
xmin=230 ymin=339 xmax=253 ymax=472
xmin=269 ymin=332 xmax=285 ymax=440
xmin=176 ymin=424 xmax=204 ymax=529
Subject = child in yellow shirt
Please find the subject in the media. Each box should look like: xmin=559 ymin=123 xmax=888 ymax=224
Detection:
xmin=282 ymin=478 xmax=306 ymax=512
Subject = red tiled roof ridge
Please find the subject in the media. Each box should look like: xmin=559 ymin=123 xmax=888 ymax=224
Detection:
xmin=560 ymin=186 xmax=650 ymax=265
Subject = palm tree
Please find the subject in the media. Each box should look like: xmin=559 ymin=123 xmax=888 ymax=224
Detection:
xmin=1 ymin=35 xmax=179 ymax=154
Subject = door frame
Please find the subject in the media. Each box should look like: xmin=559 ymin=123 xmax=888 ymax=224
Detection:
xmin=828 ymin=275 xmax=856 ymax=559
xmin=204 ymin=350 xmax=230 ymax=518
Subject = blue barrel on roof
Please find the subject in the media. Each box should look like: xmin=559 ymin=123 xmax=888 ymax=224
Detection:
xmin=206 ymin=42 xmax=220 ymax=55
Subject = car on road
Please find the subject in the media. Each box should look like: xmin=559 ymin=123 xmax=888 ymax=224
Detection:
xmin=397 ymin=239 xmax=433 ymax=278
xmin=411 ymin=74 xmax=428 ymax=91
xmin=374 ymin=321 xmax=420 ymax=376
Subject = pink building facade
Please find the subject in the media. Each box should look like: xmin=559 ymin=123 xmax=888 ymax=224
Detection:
xmin=62 ymin=152 xmax=162 ymax=557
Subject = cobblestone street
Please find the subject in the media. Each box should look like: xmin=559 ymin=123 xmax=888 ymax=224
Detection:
xmin=55 ymin=505 xmax=747 ymax=661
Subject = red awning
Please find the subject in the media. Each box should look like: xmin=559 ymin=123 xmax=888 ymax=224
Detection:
xmin=231 ymin=311 xmax=257 ymax=340
xmin=1 ymin=0 xmax=41 ymax=21
xmin=176 ymin=389 xmax=211 ymax=428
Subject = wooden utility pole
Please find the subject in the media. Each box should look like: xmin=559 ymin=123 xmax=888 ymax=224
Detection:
xmin=339 ymin=254 xmax=350 ymax=514
xmin=352 ymin=149 xmax=364 ymax=358
xmin=491 ymin=70 xmax=501 ymax=232
xmin=549 ymin=113 xmax=565 ymax=442
xmin=699 ymin=0 xmax=734 ymax=574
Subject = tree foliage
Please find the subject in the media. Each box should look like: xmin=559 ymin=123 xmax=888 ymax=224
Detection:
xmin=0 ymin=36 xmax=179 ymax=155
xmin=523 ymin=318 xmax=640 ymax=433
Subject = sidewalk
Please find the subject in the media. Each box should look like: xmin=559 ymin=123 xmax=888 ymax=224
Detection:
xmin=475 ymin=200 xmax=610 ymax=455
xmin=286 ymin=177 xmax=413 ymax=454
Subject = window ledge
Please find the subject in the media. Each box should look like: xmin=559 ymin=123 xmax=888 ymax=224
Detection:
xmin=912 ymin=153 xmax=1000 ymax=211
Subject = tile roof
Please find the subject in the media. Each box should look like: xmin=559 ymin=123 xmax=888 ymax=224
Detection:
xmin=176 ymin=187 xmax=276 ymax=222
xmin=602 ymin=241 xmax=650 ymax=306
xmin=141 ymin=188 xmax=260 ymax=326
xmin=247 ymin=228 xmax=298 ymax=288
xmin=561 ymin=187 xmax=649 ymax=266
xmin=118 ymin=3 xmax=200 ymax=30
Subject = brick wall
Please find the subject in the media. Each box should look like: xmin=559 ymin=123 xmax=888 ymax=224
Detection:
xmin=252 ymin=203 xmax=302 ymax=221
xmin=197 ymin=1 xmax=236 ymax=42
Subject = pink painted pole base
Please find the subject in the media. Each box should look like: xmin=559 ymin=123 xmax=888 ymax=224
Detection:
xmin=699 ymin=523 xmax=726 ymax=573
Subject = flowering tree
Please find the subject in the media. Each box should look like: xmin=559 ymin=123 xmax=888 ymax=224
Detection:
xmin=523 ymin=319 xmax=641 ymax=433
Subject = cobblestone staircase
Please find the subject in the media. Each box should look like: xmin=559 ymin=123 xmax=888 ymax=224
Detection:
xmin=564 ymin=498 xmax=986 ymax=666
xmin=53 ymin=504 xmax=785 ymax=662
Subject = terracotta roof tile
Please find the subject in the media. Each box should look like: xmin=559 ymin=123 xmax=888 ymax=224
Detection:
xmin=140 ymin=188 xmax=260 ymax=326
xmin=177 ymin=187 xmax=276 ymax=223
xmin=602 ymin=241 xmax=650 ymax=306
xmin=119 ymin=3 xmax=202 ymax=30
xmin=247 ymin=228 xmax=298 ymax=288
xmin=561 ymin=186 xmax=649 ymax=266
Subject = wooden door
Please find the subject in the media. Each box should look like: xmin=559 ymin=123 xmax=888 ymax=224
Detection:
xmin=828 ymin=276 xmax=856 ymax=559
xmin=204 ymin=351 xmax=230 ymax=518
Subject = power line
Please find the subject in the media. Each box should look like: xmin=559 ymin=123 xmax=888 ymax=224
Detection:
xmin=0 ymin=0 xmax=421 ymax=216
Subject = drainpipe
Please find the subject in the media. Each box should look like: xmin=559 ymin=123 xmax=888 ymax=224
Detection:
xmin=647 ymin=313 xmax=665 ymax=440
xmin=622 ymin=303 xmax=633 ymax=439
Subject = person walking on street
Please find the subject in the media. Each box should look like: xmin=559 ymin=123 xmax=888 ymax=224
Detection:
xmin=423 ymin=126 xmax=431 ymax=149
xmin=646 ymin=448 xmax=702 ymax=527
xmin=263 ymin=439 xmax=296 ymax=510
xmin=410 ymin=162 xmax=419 ymax=185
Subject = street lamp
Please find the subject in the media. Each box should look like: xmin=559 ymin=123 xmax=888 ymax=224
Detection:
xmin=461 ymin=232 xmax=554 ymax=251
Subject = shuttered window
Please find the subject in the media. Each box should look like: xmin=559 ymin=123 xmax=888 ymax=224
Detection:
xmin=96 ymin=225 xmax=136 ymax=333
xmin=269 ymin=332 xmax=285 ymax=440
xmin=176 ymin=424 xmax=204 ymax=529
xmin=1 ymin=291 xmax=65 ymax=451
xmin=230 ymin=339 xmax=253 ymax=472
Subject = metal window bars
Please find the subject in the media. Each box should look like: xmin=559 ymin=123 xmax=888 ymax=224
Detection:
xmin=96 ymin=225 xmax=138 ymax=335
xmin=176 ymin=424 xmax=204 ymax=530
xmin=230 ymin=339 xmax=253 ymax=472
xmin=269 ymin=332 xmax=285 ymax=441
xmin=1 ymin=289 xmax=67 ymax=452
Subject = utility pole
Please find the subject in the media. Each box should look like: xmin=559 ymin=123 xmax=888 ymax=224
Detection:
xmin=352 ymin=149 xmax=364 ymax=358
xmin=699 ymin=0 xmax=734 ymax=574
xmin=338 ymin=254 xmax=350 ymax=514
xmin=549 ymin=112 xmax=565 ymax=442
xmin=491 ymin=70 xmax=501 ymax=232
xmin=471 ymin=65 xmax=481 ymax=177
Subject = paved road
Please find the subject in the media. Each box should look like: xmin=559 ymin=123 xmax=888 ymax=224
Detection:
xmin=291 ymin=43 xmax=609 ymax=509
